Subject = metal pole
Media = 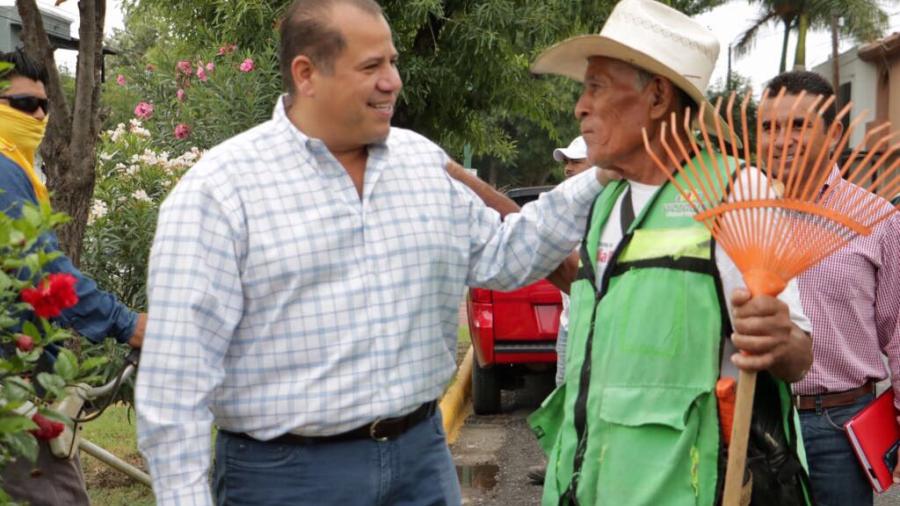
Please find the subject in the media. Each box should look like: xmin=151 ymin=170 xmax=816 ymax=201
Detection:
xmin=727 ymin=43 xmax=733 ymax=89
xmin=79 ymin=438 xmax=152 ymax=488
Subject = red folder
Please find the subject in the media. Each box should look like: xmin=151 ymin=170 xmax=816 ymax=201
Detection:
xmin=844 ymin=390 xmax=900 ymax=493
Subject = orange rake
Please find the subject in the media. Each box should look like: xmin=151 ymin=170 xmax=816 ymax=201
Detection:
xmin=641 ymin=90 xmax=900 ymax=505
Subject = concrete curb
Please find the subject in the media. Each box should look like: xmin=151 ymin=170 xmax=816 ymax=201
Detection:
xmin=439 ymin=346 xmax=473 ymax=444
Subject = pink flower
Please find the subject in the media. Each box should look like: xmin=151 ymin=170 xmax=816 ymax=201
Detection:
xmin=134 ymin=101 xmax=154 ymax=120
xmin=174 ymin=123 xmax=191 ymax=140
xmin=116 ymin=74 xmax=126 ymax=86
xmin=206 ymin=62 xmax=215 ymax=72
xmin=239 ymin=58 xmax=255 ymax=73
xmin=196 ymin=66 xmax=208 ymax=82
xmin=15 ymin=334 xmax=34 ymax=352
xmin=176 ymin=60 xmax=192 ymax=76
xmin=217 ymin=43 xmax=237 ymax=56
xmin=176 ymin=89 xmax=186 ymax=102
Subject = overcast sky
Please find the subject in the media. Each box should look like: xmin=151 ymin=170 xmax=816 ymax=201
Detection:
xmin=696 ymin=0 xmax=900 ymax=92
xmin=38 ymin=0 xmax=900 ymax=92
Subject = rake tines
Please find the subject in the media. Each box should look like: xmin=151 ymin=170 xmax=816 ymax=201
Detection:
xmin=641 ymin=90 xmax=900 ymax=505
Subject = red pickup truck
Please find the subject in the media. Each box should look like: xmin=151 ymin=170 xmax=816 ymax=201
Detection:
xmin=467 ymin=186 xmax=563 ymax=414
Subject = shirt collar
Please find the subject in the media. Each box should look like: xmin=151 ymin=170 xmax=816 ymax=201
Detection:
xmin=271 ymin=94 xmax=390 ymax=154
xmin=823 ymin=164 xmax=841 ymax=189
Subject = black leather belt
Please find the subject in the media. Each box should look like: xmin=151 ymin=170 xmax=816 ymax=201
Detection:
xmin=223 ymin=400 xmax=437 ymax=445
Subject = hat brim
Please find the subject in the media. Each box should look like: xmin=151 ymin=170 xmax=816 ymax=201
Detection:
xmin=553 ymin=148 xmax=586 ymax=162
xmin=531 ymin=35 xmax=740 ymax=149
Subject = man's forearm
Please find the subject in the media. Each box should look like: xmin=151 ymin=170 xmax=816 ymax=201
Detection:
xmin=446 ymin=160 xmax=580 ymax=292
xmin=546 ymin=252 xmax=579 ymax=294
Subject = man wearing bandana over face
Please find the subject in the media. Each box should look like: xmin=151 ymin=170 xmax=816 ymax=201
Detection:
xmin=0 ymin=49 xmax=146 ymax=505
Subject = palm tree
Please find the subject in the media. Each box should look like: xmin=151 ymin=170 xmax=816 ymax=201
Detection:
xmin=808 ymin=0 xmax=890 ymax=99
xmin=734 ymin=0 xmax=802 ymax=74
xmin=799 ymin=0 xmax=889 ymax=68
xmin=734 ymin=0 xmax=891 ymax=74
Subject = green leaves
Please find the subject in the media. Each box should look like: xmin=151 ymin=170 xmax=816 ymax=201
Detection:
xmin=2 ymin=377 xmax=35 ymax=403
xmin=35 ymin=373 xmax=67 ymax=400
xmin=3 ymin=431 xmax=38 ymax=464
xmin=108 ymin=0 xmax=737 ymax=188
xmin=737 ymin=0 xmax=893 ymax=71
xmin=0 ymin=202 xmax=88 ymax=471
xmin=54 ymin=349 xmax=78 ymax=382
xmin=0 ymin=415 xmax=37 ymax=435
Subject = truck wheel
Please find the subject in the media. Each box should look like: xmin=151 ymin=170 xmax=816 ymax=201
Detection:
xmin=472 ymin=361 xmax=501 ymax=415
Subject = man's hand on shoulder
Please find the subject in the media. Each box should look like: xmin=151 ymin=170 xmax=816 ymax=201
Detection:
xmin=445 ymin=159 xmax=520 ymax=218
xmin=128 ymin=313 xmax=147 ymax=349
xmin=729 ymin=288 xmax=812 ymax=383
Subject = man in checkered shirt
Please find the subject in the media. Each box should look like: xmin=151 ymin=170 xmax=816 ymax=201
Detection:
xmin=134 ymin=0 xmax=607 ymax=505
xmin=760 ymin=71 xmax=900 ymax=506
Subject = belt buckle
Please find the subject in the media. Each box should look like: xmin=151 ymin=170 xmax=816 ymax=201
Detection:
xmin=369 ymin=418 xmax=389 ymax=442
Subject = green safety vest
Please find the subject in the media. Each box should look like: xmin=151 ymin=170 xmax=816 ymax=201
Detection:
xmin=529 ymin=150 xmax=812 ymax=506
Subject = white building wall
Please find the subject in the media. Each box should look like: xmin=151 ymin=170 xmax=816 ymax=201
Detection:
xmin=812 ymin=47 xmax=879 ymax=148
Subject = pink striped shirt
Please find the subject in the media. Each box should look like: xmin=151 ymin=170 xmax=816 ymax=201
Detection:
xmin=793 ymin=172 xmax=900 ymax=409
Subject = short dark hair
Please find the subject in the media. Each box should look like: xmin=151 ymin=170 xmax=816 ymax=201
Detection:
xmin=278 ymin=0 xmax=383 ymax=93
xmin=0 ymin=48 xmax=48 ymax=85
xmin=765 ymin=70 xmax=836 ymax=126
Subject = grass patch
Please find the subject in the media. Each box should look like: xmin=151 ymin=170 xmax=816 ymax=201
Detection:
xmin=458 ymin=323 xmax=471 ymax=347
xmin=80 ymin=404 xmax=154 ymax=505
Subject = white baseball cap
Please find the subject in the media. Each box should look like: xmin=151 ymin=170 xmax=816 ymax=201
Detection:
xmin=553 ymin=136 xmax=588 ymax=162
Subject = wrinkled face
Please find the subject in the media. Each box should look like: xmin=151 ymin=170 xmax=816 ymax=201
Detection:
xmin=0 ymin=75 xmax=48 ymax=120
xmin=311 ymin=4 xmax=401 ymax=149
xmin=563 ymin=157 xmax=590 ymax=178
xmin=759 ymin=92 xmax=836 ymax=181
xmin=574 ymin=57 xmax=653 ymax=169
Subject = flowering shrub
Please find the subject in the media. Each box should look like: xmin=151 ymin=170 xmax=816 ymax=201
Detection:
xmin=81 ymin=119 xmax=200 ymax=311
xmin=88 ymin=43 xmax=279 ymax=310
xmin=133 ymin=101 xmax=154 ymax=120
xmin=104 ymin=43 xmax=281 ymax=153
xmin=0 ymin=202 xmax=111 ymax=499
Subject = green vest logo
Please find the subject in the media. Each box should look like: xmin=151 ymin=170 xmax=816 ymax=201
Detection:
xmin=663 ymin=193 xmax=696 ymax=218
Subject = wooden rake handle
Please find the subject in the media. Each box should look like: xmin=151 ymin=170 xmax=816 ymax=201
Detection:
xmin=723 ymin=368 xmax=757 ymax=505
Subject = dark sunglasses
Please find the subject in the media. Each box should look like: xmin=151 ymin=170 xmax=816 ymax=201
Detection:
xmin=0 ymin=94 xmax=49 ymax=114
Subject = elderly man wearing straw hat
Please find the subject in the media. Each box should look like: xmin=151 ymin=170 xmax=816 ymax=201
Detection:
xmin=526 ymin=0 xmax=816 ymax=504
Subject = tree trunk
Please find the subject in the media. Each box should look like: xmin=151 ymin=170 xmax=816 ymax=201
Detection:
xmin=16 ymin=0 xmax=105 ymax=267
xmin=831 ymin=14 xmax=841 ymax=109
xmin=793 ymin=13 xmax=809 ymax=70
xmin=779 ymin=17 xmax=793 ymax=74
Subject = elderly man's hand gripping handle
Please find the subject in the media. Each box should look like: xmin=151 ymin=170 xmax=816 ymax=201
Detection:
xmin=729 ymin=288 xmax=812 ymax=383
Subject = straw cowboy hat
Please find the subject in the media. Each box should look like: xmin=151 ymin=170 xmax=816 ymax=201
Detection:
xmin=531 ymin=0 xmax=733 ymax=144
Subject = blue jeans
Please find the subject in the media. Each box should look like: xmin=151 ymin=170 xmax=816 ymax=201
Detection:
xmin=213 ymin=411 xmax=461 ymax=506
xmin=799 ymin=393 xmax=875 ymax=506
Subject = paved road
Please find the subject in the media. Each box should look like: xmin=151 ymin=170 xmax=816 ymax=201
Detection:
xmin=452 ymin=372 xmax=551 ymax=506
xmin=451 ymin=372 xmax=900 ymax=505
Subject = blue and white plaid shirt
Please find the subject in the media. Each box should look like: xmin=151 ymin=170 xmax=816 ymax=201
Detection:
xmin=136 ymin=97 xmax=601 ymax=505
